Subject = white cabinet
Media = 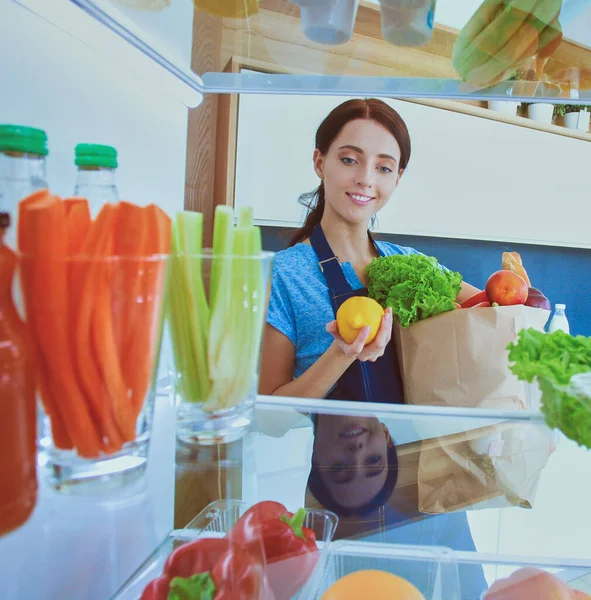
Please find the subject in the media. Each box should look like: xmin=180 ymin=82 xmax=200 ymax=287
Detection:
xmin=235 ymin=93 xmax=591 ymax=249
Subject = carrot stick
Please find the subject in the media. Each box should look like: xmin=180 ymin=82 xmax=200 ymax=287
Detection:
xmin=64 ymin=199 xmax=91 ymax=256
xmin=64 ymin=197 xmax=87 ymax=215
xmin=16 ymin=191 xmax=73 ymax=448
xmin=145 ymin=204 xmax=172 ymax=255
xmin=19 ymin=195 xmax=102 ymax=458
xmin=92 ymin=269 xmax=136 ymax=442
xmin=71 ymin=203 xmax=125 ymax=452
xmin=124 ymin=204 xmax=171 ymax=418
xmin=18 ymin=189 xmax=50 ymax=251
xmin=111 ymin=201 xmax=146 ymax=366
xmin=38 ymin=361 xmax=72 ymax=450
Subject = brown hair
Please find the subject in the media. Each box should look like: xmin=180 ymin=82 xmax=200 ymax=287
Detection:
xmin=288 ymin=98 xmax=411 ymax=247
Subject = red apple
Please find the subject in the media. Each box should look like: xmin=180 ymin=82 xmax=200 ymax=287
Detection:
xmin=485 ymin=270 xmax=528 ymax=306
xmin=525 ymin=286 xmax=551 ymax=310
xmin=484 ymin=568 xmax=573 ymax=600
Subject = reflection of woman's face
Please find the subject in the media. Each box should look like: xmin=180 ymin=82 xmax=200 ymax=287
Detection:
xmin=313 ymin=415 xmax=389 ymax=509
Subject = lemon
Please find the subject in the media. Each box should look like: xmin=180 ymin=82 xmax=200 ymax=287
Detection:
xmin=336 ymin=297 xmax=384 ymax=345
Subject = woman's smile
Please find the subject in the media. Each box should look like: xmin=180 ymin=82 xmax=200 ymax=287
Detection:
xmin=338 ymin=426 xmax=368 ymax=439
xmin=346 ymin=192 xmax=375 ymax=206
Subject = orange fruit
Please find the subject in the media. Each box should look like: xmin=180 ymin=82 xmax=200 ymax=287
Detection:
xmin=336 ymin=297 xmax=384 ymax=345
xmin=321 ymin=570 xmax=425 ymax=600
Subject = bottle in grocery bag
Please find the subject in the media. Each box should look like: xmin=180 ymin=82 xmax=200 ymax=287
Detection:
xmin=0 ymin=212 xmax=37 ymax=537
xmin=0 ymin=124 xmax=48 ymax=249
xmin=73 ymin=143 xmax=119 ymax=216
xmin=548 ymin=303 xmax=570 ymax=334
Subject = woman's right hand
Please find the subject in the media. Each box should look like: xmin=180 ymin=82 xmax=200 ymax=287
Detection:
xmin=326 ymin=307 xmax=393 ymax=363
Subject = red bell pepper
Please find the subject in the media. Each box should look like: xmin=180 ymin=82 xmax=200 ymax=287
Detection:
xmin=164 ymin=538 xmax=230 ymax=580
xmin=230 ymin=503 xmax=319 ymax=600
xmin=461 ymin=290 xmax=488 ymax=308
xmin=230 ymin=501 xmax=288 ymax=548
xmin=141 ymin=575 xmax=171 ymax=600
xmin=211 ymin=545 xmax=275 ymax=600
xmin=140 ymin=537 xmax=274 ymax=600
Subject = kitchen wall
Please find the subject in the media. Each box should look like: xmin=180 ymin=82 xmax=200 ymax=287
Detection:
xmin=235 ymin=93 xmax=591 ymax=249
xmin=1 ymin=0 xmax=193 ymax=382
xmin=234 ymin=92 xmax=591 ymax=334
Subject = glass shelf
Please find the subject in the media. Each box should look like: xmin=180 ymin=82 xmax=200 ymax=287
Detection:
xmin=67 ymin=0 xmax=591 ymax=101
xmin=246 ymin=396 xmax=591 ymax=568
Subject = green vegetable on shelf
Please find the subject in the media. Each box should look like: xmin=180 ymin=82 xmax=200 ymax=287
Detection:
xmin=168 ymin=573 xmax=215 ymax=600
xmin=166 ymin=205 xmax=266 ymax=412
xmin=365 ymin=253 xmax=463 ymax=328
xmin=507 ymin=328 xmax=591 ymax=449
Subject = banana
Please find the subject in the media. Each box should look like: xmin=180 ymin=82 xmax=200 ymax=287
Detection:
xmin=536 ymin=15 xmax=563 ymax=58
xmin=453 ymin=0 xmax=564 ymax=87
xmin=453 ymin=0 xmax=505 ymax=58
xmin=464 ymin=20 xmax=539 ymax=87
xmin=526 ymin=0 xmax=563 ymax=28
xmin=530 ymin=17 xmax=563 ymax=79
xmin=453 ymin=0 xmax=538 ymax=77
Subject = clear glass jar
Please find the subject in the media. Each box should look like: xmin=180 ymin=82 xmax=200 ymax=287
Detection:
xmin=0 ymin=125 xmax=48 ymax=250
xmin=73 ymin=144 xmax=119 ymax=217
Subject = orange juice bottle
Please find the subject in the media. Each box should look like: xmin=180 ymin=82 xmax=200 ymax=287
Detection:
xmin=0 ymin=212 xmax=37 ymax=537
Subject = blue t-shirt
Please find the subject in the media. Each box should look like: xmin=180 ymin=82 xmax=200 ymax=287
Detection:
xmin=266 ymin=241 xmax=423 ymax=379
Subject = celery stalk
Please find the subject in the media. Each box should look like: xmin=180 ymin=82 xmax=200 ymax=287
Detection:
xmin=209 ymin=205 xmax=234 ymax=311
xmin=166 ymin=211 xmax=210 ymax=402
xmin=234 ymin=226 xmax=265 ymax=403
xmin=207 ymin=206 xmax=235 ymax=382
xmin=167 ymin=226 xmax=198 ymax=402
xmin=205 ymin=226 xmax=249 ymax=409
xmin=206 ymin=224 xmax=266 ymax=411
xmin=237 ymin=206 xmax=254 ymax=228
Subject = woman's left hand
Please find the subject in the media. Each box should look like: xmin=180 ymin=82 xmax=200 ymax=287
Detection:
xmin=326 ymin=307 xmax=393 ymax=363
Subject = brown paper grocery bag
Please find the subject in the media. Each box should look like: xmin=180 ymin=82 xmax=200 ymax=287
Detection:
xmin=394 ymin=305 xmax=550 ymax=409
xmin=393 ymin=305 xmax=552 ymax=513
xmin=417 ymin=421 xmax=554 ymax=514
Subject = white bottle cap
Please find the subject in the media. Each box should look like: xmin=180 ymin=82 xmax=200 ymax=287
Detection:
xmin=555 ymin=303 xmax=566 ymax=309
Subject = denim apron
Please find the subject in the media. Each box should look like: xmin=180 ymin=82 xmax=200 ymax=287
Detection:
xmin=309 ymin=224 xmax=404 ymax=404
xmin=310 ymin=225 xmax=487 ymax=598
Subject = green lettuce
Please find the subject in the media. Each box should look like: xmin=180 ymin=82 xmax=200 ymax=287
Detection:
xmin=507 ymin=329 xmax=591 ymax=448
xmin=365 ymin=254 xmax=463 ymax=328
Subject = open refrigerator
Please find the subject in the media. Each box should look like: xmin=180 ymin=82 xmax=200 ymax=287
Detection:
xmin=2 ymin=0 xmax=591 ymax=598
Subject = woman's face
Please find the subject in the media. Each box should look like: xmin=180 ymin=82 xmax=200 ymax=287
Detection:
xmin=313 ymin=415 xmax=390 ymax=509
xmin=314 ymin=118 xmax=403 ymax=227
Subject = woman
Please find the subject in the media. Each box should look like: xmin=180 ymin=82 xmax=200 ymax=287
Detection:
xmin=306 ymin=413 xmax=488 ymax=600
xmin=259 ymin=98 xmax=479 ymax=403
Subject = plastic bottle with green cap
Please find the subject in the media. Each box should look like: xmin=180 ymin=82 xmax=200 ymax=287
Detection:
xmin=73 ymin=143 xmax=119 ymax=217
xmin=0 ymin=124 xmax=49 ymax=249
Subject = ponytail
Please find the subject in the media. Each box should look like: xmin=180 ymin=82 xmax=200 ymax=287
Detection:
xmin=288 ymin=182 xmax=326 ymax=247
